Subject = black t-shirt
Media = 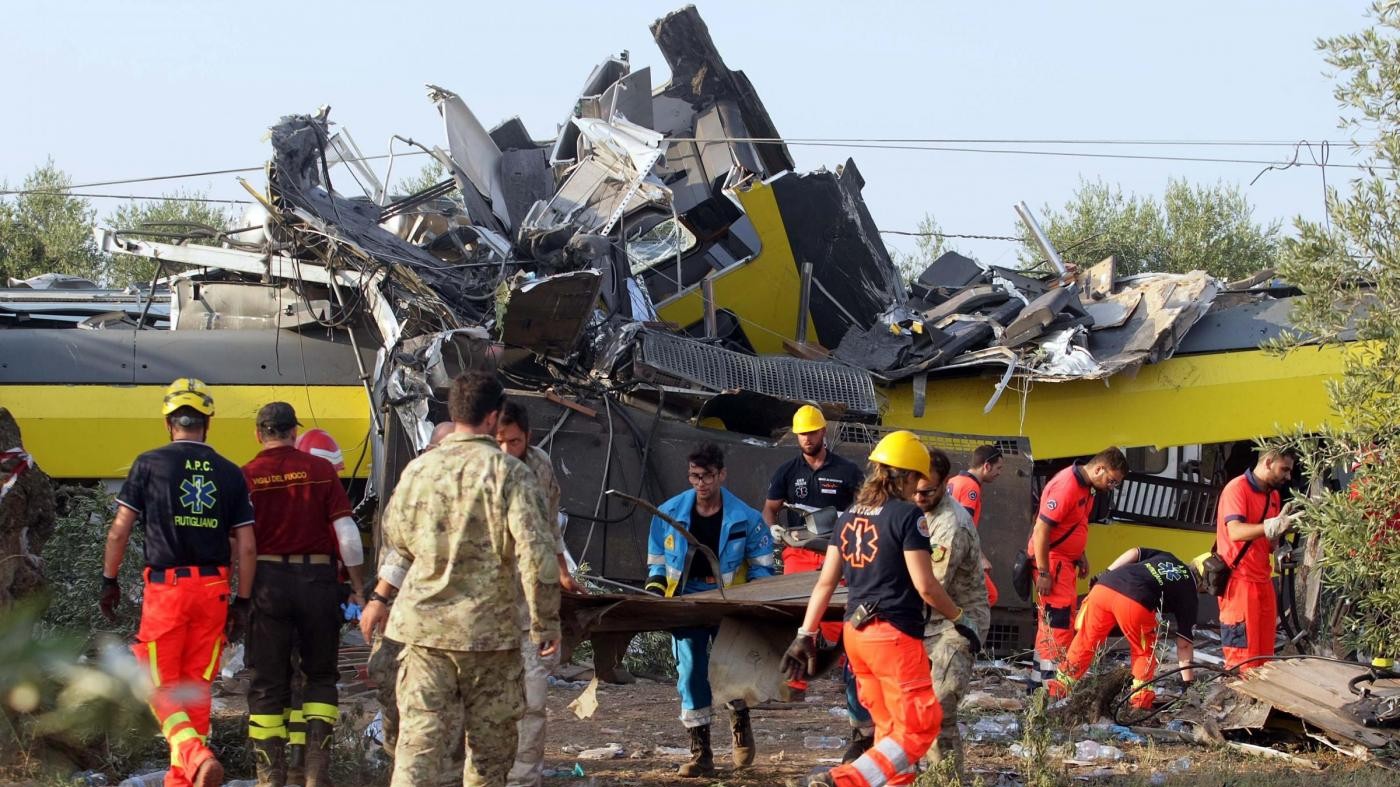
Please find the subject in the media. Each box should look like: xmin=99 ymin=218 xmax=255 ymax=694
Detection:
xmin=767 ymin=450 xmax=864 ymax=527
xmin=690 ymin=504 xmax=723 ymax=560
xmin=117 ymin=440 xmax=255 ymax=569
xmin=838 ymin=498 xmax=931 ymax=639
xmin=1098 ymin=547 xmax=1199 ymax=636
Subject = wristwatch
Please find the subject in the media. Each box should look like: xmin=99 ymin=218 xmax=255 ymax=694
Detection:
xmin=366 ymin=589 xmax=393 ymax=606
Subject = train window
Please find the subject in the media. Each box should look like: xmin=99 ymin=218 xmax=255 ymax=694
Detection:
xmin=1126 ymin=446 xmax=1168 ymax=475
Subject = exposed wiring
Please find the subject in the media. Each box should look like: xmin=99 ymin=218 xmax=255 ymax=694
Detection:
xmin=0 ymin=190 xmax=253 ymax=203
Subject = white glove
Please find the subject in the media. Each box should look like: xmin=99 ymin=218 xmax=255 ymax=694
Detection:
xmin=770 ymin=525 xmax=787 ymax=544
xmin=1263 ymin=508 xmax=1296 ymax=540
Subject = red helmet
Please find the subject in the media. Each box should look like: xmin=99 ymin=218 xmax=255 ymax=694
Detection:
xmin=296 ymin=428 xmax=345 ymax=471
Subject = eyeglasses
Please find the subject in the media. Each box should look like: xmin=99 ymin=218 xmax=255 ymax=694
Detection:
xmin=913 ymin=489 xmax=938 ymax=497
xmin=688 ymin=471 xmax=718 ymax=484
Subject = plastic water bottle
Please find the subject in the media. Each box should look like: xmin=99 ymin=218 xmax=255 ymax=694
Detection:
xmin=804 ymin=735 xmax=844 ymax=750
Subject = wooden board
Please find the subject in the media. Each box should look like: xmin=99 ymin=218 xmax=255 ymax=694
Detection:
xmin=1230 ymin=659 xmax=1400 ymax=749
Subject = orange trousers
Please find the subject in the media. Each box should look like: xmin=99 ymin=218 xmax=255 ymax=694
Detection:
xmin=829 ymin=621 xmax=940 ymax=787
xmin=1034 ymin=557 xmax=1079 ymax=665
xmin=1220 ymin=577 xmax=1276 ymax=672
xmin=783 ymin=550 xmax=843 ymax=691
xmin=133 ymin=566 xmax=230 ymax=787
xmin=1061 ymin=585 xmax=1158 ymax=685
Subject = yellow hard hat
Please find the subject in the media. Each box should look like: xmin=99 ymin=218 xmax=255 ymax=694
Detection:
xmin=162 ymin=378 xmax=215 ymax=416
xmin=792 ymin=404 xmax=827 ymax=434
xmin=868 ymin=430 xmax=931 ymax=478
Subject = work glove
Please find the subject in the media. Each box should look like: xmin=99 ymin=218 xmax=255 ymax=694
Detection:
xmin=644 ymin=576 xmax=666 ymax=596
xmin=99 ymin=576 xmax=120 ymax=621
xmin=226 ymin=596 xmax=251 ymax=643
xmin=1128 ymin=687 xmax=1156 ymax=711
xmin=949 ymin=607 xmax=981 ymax=652
xmin=1263 ymin=507 xmax=1296 ymax=541
xmin=781 ymin=631 xmax=820 ymax=682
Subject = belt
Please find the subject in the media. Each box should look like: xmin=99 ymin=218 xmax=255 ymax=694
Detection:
xmin=147 ymin=565 xmax=225 ymax=584
xmin=257 ymin=553 xmax=334 ymax=565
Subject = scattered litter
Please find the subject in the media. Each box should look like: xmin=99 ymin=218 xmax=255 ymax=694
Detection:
xmin=967 ymin=713 xmax=1022 ymax=742
xmin=803 ymin=735 xmax=845 ymax=750
xmin=364 ymin=711 xmax=384 ymax=745
xmin=961 ymin=691 xmax=1024 ymax=711
xmin=828 ymin=706 xmax=848 ymax=718
xmin=1226 ymin=741 xmax=1321 ymax=770
xmin=1086 ymin=722 xmax=1143 ymax=744
xmin=548 ymin=675 xmax=589 ymax=689
xmin=653 ymin=745 xmax=691 ymax=756
xmin=1070 ymin=740 xmax=1125 ymax=762
xmin=219 ymin=642 xmax=244 ymax=680
xmin=568 ymin=677 xmax=600 ymax=719
xmin=576 ymin=743 xmax=625 ymax=760
xmin=116 ymin=772 xmax=165 ymax=787
xmin=71 ymin=771 xmax=107 ymax=786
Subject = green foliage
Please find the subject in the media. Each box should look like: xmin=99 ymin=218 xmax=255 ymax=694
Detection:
xmin=40 ymin=485 xmax=144 ymax=640
xmin=103 ymin=192 xmax=232 ymax=288
xmin=395 ymin=160 xmax=453 ymax=198
xmin=0 ymin=160 xmax=103 ymax=283
xmin=1017 ymin=688 xmax=1066 ymax=787
xmin=1272 ymin=2 xmax=1400 ymax=658
xmin=891 ymin=214 xmax=956 ymax=286
xmin=623 ymin=630 xmax=678 ymax=679
xmin=1021 ymin=178 xmax=1281 ymax=279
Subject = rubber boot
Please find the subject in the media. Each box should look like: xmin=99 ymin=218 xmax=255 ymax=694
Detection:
xmin=285 ymin=742 xmax=305 ymax=786
xmin=730 ymin=707 xmax=755 ymax=767
xmin=677 ymin=724 xmax=715 ymax=777
xmin=191 ymin=757 xmax=225 ymax=787
xmin=252 ymin=738 xmax=288 ymax=787
xmin=304 ymin=718 xmax=336 ymax=787
xmin=840 ymin=729 xmax=873 ymax=764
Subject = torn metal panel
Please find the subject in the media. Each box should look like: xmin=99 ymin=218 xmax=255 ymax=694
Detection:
xmin=171 ymin=280 xmax=329 ymax=331
xmin=488 ymin=116 xmax=539 ymax=152
xmin=499 ymin=270 xmax=602 ymax=359
xmin=584 ymin=67 xmax=653 ymax=129
xmin=497 ymin=148 xmax=554 ymax=240
xmin=633 ymin=329 xmax=878 ymax=415
xmin=427 ymin=84 xmax=510 ymax=228
xmin=767 ymin=159 xmax=906 ymax=350
xmin=1228 ymin=659 xmax=1400 ymax=750
xmin=548 ymin=55 xmax=630 ymax=167
xmin=650 ymin=5 xmax=794 ymax=176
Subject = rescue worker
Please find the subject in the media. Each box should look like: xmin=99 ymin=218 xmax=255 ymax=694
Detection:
xmin=1213 ymin=448 xmax=1298 ymax=672
xmin=915 ymin=449 xmax=988 ymax=780
xmin=946 ymin=444 xmax=1004 ymax=606
xmin=1029 ymin=448 xmax=1128 ymax=687
xmin=1046 ymin=547 xmax=1199 ymax=709
xmin=646 ymin=442 xmax=775 ymax=777
xmin=495 ymin=401 xmax=583 ymax=787
xmin=361 ymin=421 xmax=464 ymax=786
xmin=782 ymin=431 xmax=974 ymax=787
xmin=362 ymin=373 xmax=561 ymax=787
xmin=761 ymin=405 xmax=872 ymax=758
xmin=99 ymin=379 xmax=256 ymax=787
xmin=242 ymin=403 xmax=367 ymax=787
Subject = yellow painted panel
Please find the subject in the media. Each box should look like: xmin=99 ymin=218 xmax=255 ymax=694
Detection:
xmin=1080 ymin=522 xmax=1216 ymax=594
xmin=5 ymin=384 xmax=371 ymax=479
xmin=885 ymin=346 xmax=1348 ymax=459
xmin=654 ymin=181 xmax=817 ymax=355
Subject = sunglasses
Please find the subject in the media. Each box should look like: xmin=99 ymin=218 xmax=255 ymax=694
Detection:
xmin=913 ymin=489 xmax=938 ymax=497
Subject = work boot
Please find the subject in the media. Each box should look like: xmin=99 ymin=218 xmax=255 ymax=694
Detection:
xmin=840 ymin=729 xmax=873 ymax=764
xmin=304 ymin=718 xmax=336 ymax=787
xmin=286 ymin=741 xmax=305 ymax=785
xmin=729 ymin=706 xmax=755 ymax=767
xmin=677 ymin=724 xmax=716 ymax=777
xmin=252 ymin=737 xmax=288 ymax=787
xmin=191 ymin=757 xmax=225 ymax=787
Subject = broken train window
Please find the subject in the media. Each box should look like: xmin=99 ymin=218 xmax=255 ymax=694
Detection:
xmin=625 ymin=215 xmax=697 ymax=275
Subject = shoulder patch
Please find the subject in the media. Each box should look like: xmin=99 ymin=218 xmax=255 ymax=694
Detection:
xmin=916 ymin=516 xmax=931 ymax=538
xmin=664 ymin=533 xmax=675 ymax=551
xmin=932 ymin=544 xmax=949 ymax=563
xmin=968 ymin=490 xmax=978 ymax=501
xmin=1046 ymin=499 xmax=1058 ymax=510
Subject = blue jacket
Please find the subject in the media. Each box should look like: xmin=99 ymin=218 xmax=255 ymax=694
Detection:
xmin=646 ymin=488 xmax=775 ymax=597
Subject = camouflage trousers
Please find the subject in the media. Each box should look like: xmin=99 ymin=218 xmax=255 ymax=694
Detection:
xmin=389 ymin=644 xmax=521 ymax=787
xmin=923 ymin=629 xmax=974 ymax=779
xmin=506 ymin=634 xmax=559 ymax=787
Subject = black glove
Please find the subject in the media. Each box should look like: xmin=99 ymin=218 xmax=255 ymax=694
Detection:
xmin=1088 ymin=571 xmax=1107 ymax=589
xmin=954 ymin=623 xmax=982 ymax=653
xmin=644 ymin=577 xmax=666 ymax=596
xmin=781 ymin=633 xmax=819 ymax=682
xmin=99 ymin=576 xmax=120 ymax=621
xmin=226 ymin=596 xmax=251 ymax=643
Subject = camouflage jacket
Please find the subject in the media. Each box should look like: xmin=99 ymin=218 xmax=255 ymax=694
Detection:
xmin=382 ymin=433 xmax=560 ymax=650
xmin=924 ymin=494 xmax=990 ymax=639
xmin=517 ymin=445 xmax=566 ymax=630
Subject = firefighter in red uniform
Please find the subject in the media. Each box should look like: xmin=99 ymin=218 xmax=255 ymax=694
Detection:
xmin=1047 ymin=547 xmax=1199 ymax=709
xmin=242 ymin=403 xmax=366 ymax=787
xmin=100 ymin=379 xmax=256 ymax=787
xmin=946 ymin=444 xmax=1005 ymax=606
xmin=762 ymin=405 xmax=872 ymax=759
xmin=1213 ymin=448 xmax=1297 ymax=672
xmin=783 ymin=431 xmax=975 ymax=787
xmin=1029 ymin=448 xmax=1128 ymax=687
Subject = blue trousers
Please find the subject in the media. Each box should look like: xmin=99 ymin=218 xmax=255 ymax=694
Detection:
xmin=673 ymin=626 xmax=723 ymax=728
xmin=845 ymin=661 xmax=873 ymax=731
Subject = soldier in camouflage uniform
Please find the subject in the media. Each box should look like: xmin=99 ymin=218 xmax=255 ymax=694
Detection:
xmin=915 ymin=449 xmax=990 ymax=780
xmin=360 ymin=374 xmax=560 ymax=787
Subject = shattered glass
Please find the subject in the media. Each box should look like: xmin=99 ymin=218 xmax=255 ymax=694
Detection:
xmin=625 ymin=217 xmax=696 ymax=274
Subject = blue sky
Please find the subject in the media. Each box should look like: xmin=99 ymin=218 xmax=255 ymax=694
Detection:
xmin=0 ymin=1 xmax=1376 ymax=264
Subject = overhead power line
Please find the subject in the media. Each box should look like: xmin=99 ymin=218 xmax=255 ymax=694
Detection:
xmin=0 ymin=190 xmax=253 ymax=204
